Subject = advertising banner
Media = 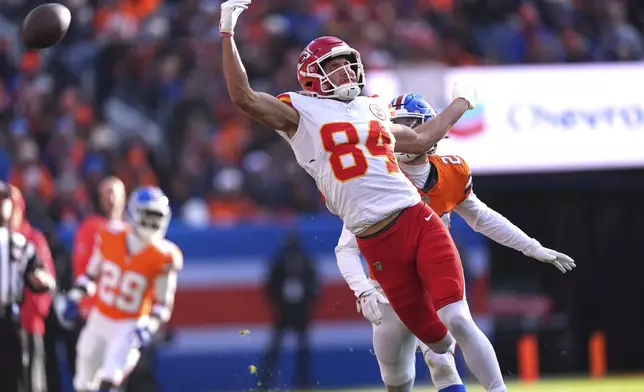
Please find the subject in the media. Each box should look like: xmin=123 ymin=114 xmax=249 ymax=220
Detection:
xmin=435 ymin=64 xmax=644 ymax=174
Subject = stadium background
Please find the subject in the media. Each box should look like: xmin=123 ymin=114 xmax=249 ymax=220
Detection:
xmin=2 ymin=0 xmax=644 ymax=391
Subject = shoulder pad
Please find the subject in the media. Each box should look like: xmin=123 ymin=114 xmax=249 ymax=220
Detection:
xmin=434 ymin=155 xmax=472 ymax=200
xmin=157 ymin=240 xmax=183 ymax=271
xmin=452 ymin=156 xmax=471 ymax=176
xmin=296 ymin=90 xmax=316 ymax=97
xmin=277 ymin=92 xmax=294 ymax=107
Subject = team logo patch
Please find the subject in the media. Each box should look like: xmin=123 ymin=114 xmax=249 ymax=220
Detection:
xmin=298 ymin=51 xmax=311 ymax=64
xmin=369 ymin=104 xmax=387 ymax=121
xmin=373 ymin=260 xmax=383 ymax=271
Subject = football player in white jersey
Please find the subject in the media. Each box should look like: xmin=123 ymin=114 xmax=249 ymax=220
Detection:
xmin=336 ymin=94 xmax=576 ymax=392
xmin=219 ymin=1 xmax=508 ymax=391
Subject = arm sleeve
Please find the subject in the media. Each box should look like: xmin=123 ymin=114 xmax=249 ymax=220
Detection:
xmin=147 ymin=270 xmax=178 ymax=333
xmin=454 ymin=192 xmax=539 ymax=254
xmin=148 ymin=248 xmax=182 ymax=333
xmin=335 ymin=225 xmax=374 ymax=298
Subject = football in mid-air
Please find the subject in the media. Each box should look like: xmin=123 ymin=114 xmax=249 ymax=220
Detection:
xmin=21 ymin=3 xmax=71 ymax=49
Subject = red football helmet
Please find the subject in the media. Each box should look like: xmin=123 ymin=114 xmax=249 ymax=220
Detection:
xmin=297 ymin=36 xmax=366 ymax=101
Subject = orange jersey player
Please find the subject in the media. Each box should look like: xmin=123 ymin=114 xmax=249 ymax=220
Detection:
xmin=335 ymin=93 xmax=576 ymax=392
xmin=56 ymin=186 xmax=182 ymax=392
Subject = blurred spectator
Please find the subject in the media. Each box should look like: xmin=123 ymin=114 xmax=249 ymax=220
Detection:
xmin=12 ymin=186 xmax=55 ymax=392
xmin=595 ymin=1 xmax=644 ymax=61
xmin=0 ymin=0 xmax=643 ymax=224
xmin=260 ymin=232 xmax=319 ymax=390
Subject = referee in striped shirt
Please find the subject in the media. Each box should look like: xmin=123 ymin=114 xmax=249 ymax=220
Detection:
xmin=0 ymin=182 xmax=55 ymax=392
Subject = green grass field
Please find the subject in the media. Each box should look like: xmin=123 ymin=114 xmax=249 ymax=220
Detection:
xmin=316 ymin=376 xmax=644 ymax=392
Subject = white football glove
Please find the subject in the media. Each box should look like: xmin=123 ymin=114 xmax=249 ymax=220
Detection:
xmin=220 ymin=0 xmax=251 ymax=37
xmin=524 ymin=242 xmax=576 ymax=273
xmin=356 ymin=288 xmax=389 ymax=325
xmin=452 ymin=83 xmax=477 ymax=110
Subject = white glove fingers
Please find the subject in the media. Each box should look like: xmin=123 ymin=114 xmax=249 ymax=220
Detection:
xmin=556 ymin=252 xmax=575 ymax=264
xmin=369 ymin=302 xmax=383 ymax=324
xmin=376 ymin=292 xmax=389 ymax=304
xmin=561 ymin=260 xmax=574 ymax=271
xmin=540 ymin=250 xmax=557 ymax=261
xmin=553 ymin=260 xmax=566 ymax=273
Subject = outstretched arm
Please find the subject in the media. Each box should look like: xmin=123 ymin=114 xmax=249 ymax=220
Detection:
xmin=335 ymin=225 xmax=388 ymax=326
xmin=391 ymin=83 xmax=477 ymax=154
xmin=220 ymin=0 xmax=299 ymax=135
xmin=335 ymin=226 xmax=374 ymax=298
xmin=391 ymin=98 xmax=470 ymax=154
xmin=455 ymin=192 xmax=576 ymax=273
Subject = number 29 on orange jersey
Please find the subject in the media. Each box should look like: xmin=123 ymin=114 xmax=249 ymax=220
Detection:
xmin=319 ymin=120 xmax=400 ymax=182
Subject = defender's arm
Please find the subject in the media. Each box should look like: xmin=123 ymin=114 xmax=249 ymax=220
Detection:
xmin=147 ymin=246 xmax=183 ymax=333
xmin=335 ymin=226 xmax=374 ymax=298
xmin=147 ymin=268 xmax=179 ymax=333
xmin=222 ymin=37 xmax=299 ymax=135
xmin=455 ymin=192 xmax=540 ymax=253
xmin=455 ymin=193 xmax=576 ymax=273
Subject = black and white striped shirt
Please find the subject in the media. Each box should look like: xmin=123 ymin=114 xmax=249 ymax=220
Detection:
xmin=0 ymin=227 xmax=45 ymax=308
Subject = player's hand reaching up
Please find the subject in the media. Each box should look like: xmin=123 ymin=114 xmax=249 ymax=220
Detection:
xmin=220 ymin=0 xmax=251 ymax=37
xmin=524 ymin=243 xmax=576 ymax=273
xmin=357 ymin=288 xmax=389 ymax=325
xmin=452 ymin=83 xmax=477 ymax=110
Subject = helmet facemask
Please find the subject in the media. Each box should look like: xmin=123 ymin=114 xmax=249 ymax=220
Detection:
xmin=130 ymin=206 xmax=170 ymax=243
xmin=300 ymin=50 xmax=365 ymax=101
xmin=391 ymin=115 xmax=424 ymax=129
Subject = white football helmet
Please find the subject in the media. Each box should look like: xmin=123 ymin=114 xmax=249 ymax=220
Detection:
xmin=126 ymin=186 xmax=171 ymax=243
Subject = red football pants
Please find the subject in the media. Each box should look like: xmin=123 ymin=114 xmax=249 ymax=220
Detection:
xmin=356 ymin=202 xmax=465 ymax=344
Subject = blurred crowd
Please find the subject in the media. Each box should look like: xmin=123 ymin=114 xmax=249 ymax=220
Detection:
xmin=1 ymin=0 xmax=643 ymax=228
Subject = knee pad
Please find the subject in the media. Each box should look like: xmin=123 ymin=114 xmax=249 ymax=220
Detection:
xmin=437 ymin=301 xmax=475 ymax=339
xmin=378 ymin=361 xmax=415 ymax=387
xmin=445 ymin=314 xmax=471 ymax=337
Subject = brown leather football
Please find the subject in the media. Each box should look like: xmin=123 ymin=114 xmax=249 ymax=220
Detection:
xmin=21 ymin=3 xmax=72 ymax=49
